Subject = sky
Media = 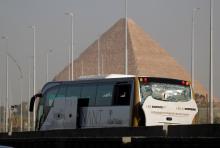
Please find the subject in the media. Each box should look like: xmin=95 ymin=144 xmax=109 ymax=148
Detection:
xmin=0 ymin=0 xmax=219 ymax=105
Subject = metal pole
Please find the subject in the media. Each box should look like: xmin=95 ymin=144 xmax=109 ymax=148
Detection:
xmin=20 ymin=78 xmax=23 ymax=132
xmin=9 ymin=107 xmax=12 ymax=134
xmin=33 ymin=25 xmax=36 ymax=129
xmin=68 ymin=47 xmax=71 ymax=80
xmin=0 ymin=80 xmax=1 ymax=133
xmin=210 ymin=0 xmax=214 ymax=124
xmin=6 ymin=54 xmax=8 ymax=133
xmin=81 ymin=60 xmax=84 ymax=76
xmin=1 ymin=36 xmax=24 ymax=132
xmin=65 ymin=12 xmax=74 ymax=80
xmin=101 ymin=54 xmax=104 ymax=75
xmin=46 ymin=50 xmax=53 ymax=82
xmin=28 ymin=58 xmax=31 ymax=131
xmin=71 ymin=13 xmax=74 ymax=80
xmin=97 ymin=36 xmax=100 ymax=75
xmin=29 ymin=25 xmax=36 ymax=129
xmin=28 ymin=25 xmax=36 ymax=129
xmin=5 ymin=52 xmax=23 ymax=132
xmin=125 ymin=0 xmax=128 ymax=75
xmin=0 ymin=65 xmax=1 ymax=132
xmin=46 ymin=53 xmax=48 ymax=82
xmin=1 ymin=36 xmax=9 ymax=133
xmin=191 ymin=8 xmax=200 ymax=89
xmin=65 ymin=13 xmax=75 ymax=80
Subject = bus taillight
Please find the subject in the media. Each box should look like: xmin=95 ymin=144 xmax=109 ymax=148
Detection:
xmin=182 ymin=81 xmax=190 ymax=86
xmin=143 ymin=77 xmax=148 ymax=83
xmin=182 ymin=81 xmax=186 ymax=85
xmin=139 ymin=77 xmax=148 ymax=84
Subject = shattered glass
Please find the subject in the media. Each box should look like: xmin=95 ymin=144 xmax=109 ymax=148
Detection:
xmin=140 ymin=83 xmax=191 ymax=103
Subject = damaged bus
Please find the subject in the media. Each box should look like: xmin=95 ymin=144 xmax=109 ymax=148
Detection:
xmin=29 ymin=74 xmax=198 ymax=130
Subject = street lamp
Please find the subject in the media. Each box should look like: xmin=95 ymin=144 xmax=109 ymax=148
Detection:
xmin=28 ymin=25 xmax=36 ymax=129
xmin=209 ymin=0 xmax=214 ymax=124
xmin=97 ymin=35 xmax=100 ymax=75
xmin=125 ymin=0 xmax=128 ymax=75
xmin=1 ymin=36 xmax=9 ymax=133
xmin=81 ymin=60 xmax=84 ymax=76
xmin=1 ymin=36 xmax=24 ymax=132
xmin=65 ymin=12 xmax=74 ymax=80
xmin=0 ymin=54 xmax=2 ymax=132
xmin=101 ymin=54 xmax=104 ymax=75
xmin=27 ymin=57 xmax=31 ymax=131
xmin=19 ymin=77 xmax=23 ymax=132
xmin=46 ymin=49 xmax=53 ymax=82
xmin=5 ymin=52 xmax=23 ymax=132
xmin=191 ymin=8 xmax=200 ymax=89
xmin=68 ymin=46 xmax=71 ymax=80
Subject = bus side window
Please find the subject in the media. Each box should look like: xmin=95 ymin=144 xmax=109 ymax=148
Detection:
xmin=66 ymin=85 xmax=81 ymax=99
xmin=45 ymin=86 xmax=60 ymax=107
xmin=80 ymin=85 xmax=97 ymax=106
xmin=114 ymin=83 xmax=131 ymax=105
xmin=45 ymin=85 xmax=66 ymax=108
xmin=55 ymin=85 xmax=67 ymax=99
xmin=96 ymin=84 xmax=113 ymax=106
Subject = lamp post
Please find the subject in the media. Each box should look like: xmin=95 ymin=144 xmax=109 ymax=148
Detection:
xmin=191 ymin=8 xmax=200 ymax=89
xmin=46 ymin=49 xmax=53 ymax=82
xmin=209 ymin=0 xmax=214 ymax=124
xmin=27 ymin=57 xmax=31 ymax=131
xmin=20 ymin=78 xmax=23 ymax=131
xmin=5 ymin=53 xmax=8 ymax=133
xmin=6 ymin=53 xmax=23 ymax=132
xmin=0 ymin=71 xmax=1 ymax=132
xmin=97 ymin=35 xmax=100 ymax=75
xmin=81 ymin=60 xmax=84 ymax=76
xmin=1 ymin=36 xmax=9 ymax=133
xmin=28 ymin=25 xmax=36 ymax=129
xmin=1 ymin=36 xmax=24 ymax=132
xmin=101 ymin=54 xmax=104 ymax=75
xmin=68 ymin=46 xmax=71 ymax=80
xmin=65 ymin=12 xmax=74 ymax=80
xmin=125 ymin=0 xmax=128 ymax=75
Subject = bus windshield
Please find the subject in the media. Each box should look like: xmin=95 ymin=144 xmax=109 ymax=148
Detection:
xmin=140 ymin=83 xmax=191 ymax=103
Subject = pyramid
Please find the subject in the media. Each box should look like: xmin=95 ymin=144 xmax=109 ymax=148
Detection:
xmin=53 ymin=18 xmax=207 ymax=96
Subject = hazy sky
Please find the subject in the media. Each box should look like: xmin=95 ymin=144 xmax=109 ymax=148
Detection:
xmin=0 ymin=0 xmax=219 ymax=105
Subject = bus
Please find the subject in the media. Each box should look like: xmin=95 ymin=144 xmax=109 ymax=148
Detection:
xmin=29 ymin=74 xmax=198 ymax=131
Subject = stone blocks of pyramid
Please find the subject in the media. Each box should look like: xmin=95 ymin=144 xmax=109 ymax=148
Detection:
xmin=53 ymin=18 xmax=206 ymax=96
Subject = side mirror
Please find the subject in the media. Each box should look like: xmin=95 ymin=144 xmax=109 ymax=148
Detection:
xmin=29 ymin=93 xmax=42 ymax=112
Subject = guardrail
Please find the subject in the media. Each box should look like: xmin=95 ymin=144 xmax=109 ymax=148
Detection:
xmin=0 ymin=125 xmax=220 ymax=148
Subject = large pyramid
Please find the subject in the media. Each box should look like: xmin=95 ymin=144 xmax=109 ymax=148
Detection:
xmin=54 ymin=18 xmax=206 ymax=96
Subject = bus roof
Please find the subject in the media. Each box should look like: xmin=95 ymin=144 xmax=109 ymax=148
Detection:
xmin=78 ymin=74 xmax=135 ymax=80
xmin=51 ymin=75 xmax=190 ymax=83
xmin=42 ymin=75 xmax=191 ymax=92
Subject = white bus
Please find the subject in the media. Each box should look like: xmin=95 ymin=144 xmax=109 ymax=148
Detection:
xmin=29 ymin=75 xmax=198 ymax=130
